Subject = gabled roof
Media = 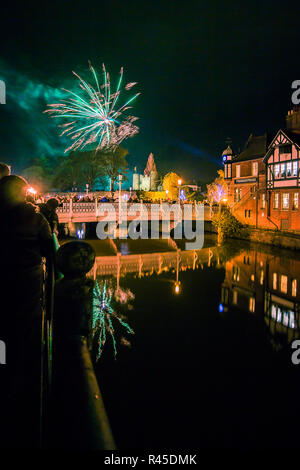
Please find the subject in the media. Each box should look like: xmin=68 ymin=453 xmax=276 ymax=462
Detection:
xmin=281 ymin=129 xmax=300 ymax=147
xmin=233 ymin=133 xmax=270 ymax=163
xmin=263 ymin=129 xmax=300 ymax=162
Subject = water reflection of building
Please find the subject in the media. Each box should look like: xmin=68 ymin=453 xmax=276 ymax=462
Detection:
xmin=221 ymin=248 xmax=300 ymax=346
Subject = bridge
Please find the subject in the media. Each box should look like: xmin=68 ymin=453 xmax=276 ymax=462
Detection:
xmin=57 ymin=201 xmax=214 ymax=223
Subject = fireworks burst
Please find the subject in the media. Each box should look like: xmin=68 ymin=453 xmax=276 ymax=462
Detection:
xmin=92 ymin=280 xmax=134 ymax=360
xmin=44 ymin=62 xmax=140 ymax=153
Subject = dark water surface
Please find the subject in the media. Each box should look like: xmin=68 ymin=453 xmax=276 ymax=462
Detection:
xmin=89 ymin=236 xmax=300 ymax=449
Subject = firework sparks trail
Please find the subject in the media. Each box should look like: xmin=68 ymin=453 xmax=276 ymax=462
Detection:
xmin=44 ymin=62 xmax=140 ymax=153
xmin=92 ymin=280 xmax=134 ymax=360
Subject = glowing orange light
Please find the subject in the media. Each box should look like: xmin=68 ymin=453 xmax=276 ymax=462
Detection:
xmin=178 ymin=179 xmax=182 ymax=186
xmin=27 ymin=187 xmax=37 ymax=195
xmin=174 ymin=281 xmax=181 ymax=294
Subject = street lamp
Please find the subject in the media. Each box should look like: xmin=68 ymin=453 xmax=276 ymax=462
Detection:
xmin=118 ymin=174 xmax=123 ymax=226
xmin=178 ymin=179 xmax=182 ymax=204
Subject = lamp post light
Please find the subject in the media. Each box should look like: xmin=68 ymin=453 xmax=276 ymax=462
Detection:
xmin=178 ymin=179 xmax=182 ymax=204
xmin=118 ymin=174 xmax=123 ymax=225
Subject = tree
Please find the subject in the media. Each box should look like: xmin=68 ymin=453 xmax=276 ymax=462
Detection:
xmin=51 ymin=153 xmax=84 ymax=190
xmin=100 ymin=147 xmax=129 ymax=191
xmin=206 ymin=170 xmax=228 ymax=205
xmin=212 ymin=207 xmax=247 ymax=243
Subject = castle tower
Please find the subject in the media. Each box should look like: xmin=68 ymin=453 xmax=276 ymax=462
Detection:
xmin=222 ymin=145 xmax=233 ymax=179
xmin=144 ymin=153 xmax=158 ymax=190
xmin=132 ymin=166 xmax=140 ymax=190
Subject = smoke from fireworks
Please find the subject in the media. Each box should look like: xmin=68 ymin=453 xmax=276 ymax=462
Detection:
xmin=44 ymin=62 xmax=140 ymax=153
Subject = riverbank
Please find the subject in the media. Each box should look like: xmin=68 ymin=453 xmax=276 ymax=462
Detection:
xmin=204 ymin=220 xmax=300 ymax=250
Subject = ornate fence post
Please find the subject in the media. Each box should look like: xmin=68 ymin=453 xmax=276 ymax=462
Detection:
xmin=69 ymin=197 xmax=73 ymax=221
xmin=51 ymin=241 xmax=116 ymax=450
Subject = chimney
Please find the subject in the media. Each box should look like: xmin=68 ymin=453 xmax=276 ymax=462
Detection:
xmin=286 ymin=106 xmax=300 ymax=134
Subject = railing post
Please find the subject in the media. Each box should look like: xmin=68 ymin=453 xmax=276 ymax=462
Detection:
xmin=51 ymin=241 xmax=116 ymax=450
xmin=95 ymin=197 xmax=98 ymax=219
xmin=69 ymin=198 xmax=73 ymax=220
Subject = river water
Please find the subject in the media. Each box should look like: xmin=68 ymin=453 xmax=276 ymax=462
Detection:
xmin=86 ymin=235 xmax=300 ymax=449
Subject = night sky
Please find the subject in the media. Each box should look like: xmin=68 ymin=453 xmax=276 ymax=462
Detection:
xmin=1 ymin=0 xmax=299 ymax=183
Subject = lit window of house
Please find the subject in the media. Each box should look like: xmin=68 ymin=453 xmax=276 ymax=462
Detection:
xmin=261 ymin=193 xmax=266 ymax=209
xmin=283 ymin=312 xmax=289 ymax=326
xmin=293 ymin=193 xmax=299 ymax=210
xmin=232 ymin=266 xmax=240 ymax=282
xmin=274 ymin=164 xmax=280 ymax=178
xmin=252 ymin=161 xmax=258 ymax=176
xmin=292 ymin=279 xmax=297 ymax=297
xmin=287 ymin=162 xmax=292 ymax=177
xmin=249 ymin=297 xmax=255 ymax=313
xmin=274 ymin=193 xmax=279 ymax=209
xmin=282 ymin=193 xmax=289 ymax=209
xmin=290 ymin=312 xmax=295 ymax=329
xmin=273 ymin=272 xmax=277 ymax=290
xmin=293 ymin=161 xmax=298 ymax=176
xmin=280 ymin=275 xmax=288 ymax=294
xmin=236 ymin=165 xmax=240 ymax=178
xmin=281 ymin=163 xmax=286 ymax=178
xmin=260 ymin=270 xmax=264 ymax=285
xmin=234 ymin=188 xmax=241 ymax=202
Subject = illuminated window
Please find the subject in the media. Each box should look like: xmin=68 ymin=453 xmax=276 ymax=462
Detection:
xmin=293 ymin=193 xmax=299 ymax=210
xmin=292 ymin=279 xmax=297 ymax=297
xmin=260 ymin=270 xmax=264 ymax=285
xmin=274 ymin=193 xmax=279 ymax=209
xmin=293 ymin=161 xmax=298 ymax=176
xmin=249 ymin=297 xmax=255 ymax=313
xmin=236 ymin=165 xmax=240 ymax=178
xmin=282 ymin=193 xmax=289 ymax=209
xmin=234 ymin=188 xmax=241 ymax=202
xmin=250 ymin=273 xmax=255 ymax=281
xmin=228 ymin=165 xmax=231 ymax=178
xmin=273 ymin=272 xmax=277 ymax=290
xmin=232 ymin=266 xmax=240 ymax=282
xmin=274 ymin=164 xmax=280 ymax=178
xmin=271 ymin=304 xmax=277 ymax=320
xmin=261 ymin=193 xmax=266 ymax=209
xmin=287 ymin=162 xmax=292 ymax=177
xmin=281 ymin=163 xmax=286 ymax=178
xmin=252 ymin=162 xmax=258 ymax=176
xmin=280 ymin=275 xmax=288 ymax=294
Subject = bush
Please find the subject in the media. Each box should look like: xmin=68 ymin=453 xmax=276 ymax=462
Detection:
xmin=212 ymin=207 xmax=247 ymax=238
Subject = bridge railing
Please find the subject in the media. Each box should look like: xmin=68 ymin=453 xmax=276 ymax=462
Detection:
xmin=57 ymin=201 xmax=207 ymax=220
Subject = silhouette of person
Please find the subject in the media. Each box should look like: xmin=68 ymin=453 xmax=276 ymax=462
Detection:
xmin=0 ymin=175 xmax=54 ymax=447
xmin=0 ymin=162 xmax=11 ymax=180
xmin=39 ymin=197 xmax=59 ymax=233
